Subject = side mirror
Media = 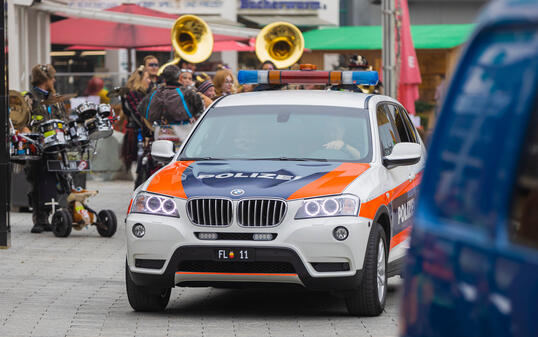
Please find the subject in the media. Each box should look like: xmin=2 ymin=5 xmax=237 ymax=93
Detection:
xmin=151 ymin=140 xmax=175 ymax=163
xmin=383 ymin=142 xmax=421 ymax=168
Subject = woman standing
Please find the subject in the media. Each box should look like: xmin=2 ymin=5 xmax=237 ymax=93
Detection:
xmin=121 ymin=67 xmax=151 ymax=173
xmin=213 ymin=68 xmax=237 ymax=98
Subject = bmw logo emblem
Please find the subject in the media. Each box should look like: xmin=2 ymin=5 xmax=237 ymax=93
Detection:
xmin=230 ymin=189 xmax=245 ymax=197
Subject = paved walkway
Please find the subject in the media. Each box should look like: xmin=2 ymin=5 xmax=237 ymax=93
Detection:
xmin=1 ymin=180 xmax=401 ymax=337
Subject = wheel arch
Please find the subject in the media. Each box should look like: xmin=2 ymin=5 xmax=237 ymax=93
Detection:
xmin=372 ymin=205 xmax=391 ymax=250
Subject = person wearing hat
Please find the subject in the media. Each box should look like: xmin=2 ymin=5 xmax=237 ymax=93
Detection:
xmin=196 ymin=74 xmax=216 ymax=108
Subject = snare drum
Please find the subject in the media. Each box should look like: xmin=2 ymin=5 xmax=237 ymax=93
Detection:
xmin=39 ymin=119 xmax=67 ymax=153
xmin=76 ymin=102 xmax=98 ymax=121
xmin=86 ymin=116 xmax=113 ymax=140
xmin=97 ymin=104 xmax=112 ymax=118
xmin=67 ymin=121 xmax=90 ymax=147
xmin=10 ymin=133 xmax=42 ymax=160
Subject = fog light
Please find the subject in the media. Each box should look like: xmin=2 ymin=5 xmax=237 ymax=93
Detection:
xmin=198 ymin=232 xmax=218 ymax=240
xmin=132 ymin=223 xmax=145 ymax=238
xmin=253 ymin=233 xmax=273 ymax=241
xmin=333 ymin=226 xmax=348 ymax=241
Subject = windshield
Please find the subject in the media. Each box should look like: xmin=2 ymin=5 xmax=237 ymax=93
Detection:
xmin=180 ymin=105 xmax=372 ymax=162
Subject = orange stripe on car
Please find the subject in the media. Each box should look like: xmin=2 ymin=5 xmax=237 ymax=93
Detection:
xmin=146 ymin=161 xmax=195 ymax=199
xmin=176 ymin=272 xmax=298 ymax=277
xmin=390 ymin=226 xmax=411 ymax=249
xmin=287 ymin=163 xmax=370 ymax=200
xmin=359 ymin=171 xmax=423 ymax=219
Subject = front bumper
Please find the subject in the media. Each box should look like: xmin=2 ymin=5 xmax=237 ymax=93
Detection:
xmin=126 ymin=206 xmax=373 ymax=291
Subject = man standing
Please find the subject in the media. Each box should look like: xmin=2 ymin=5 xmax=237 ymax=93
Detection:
xmin=142 ymin=65 xmax=203 ymax=124
xmin=25 ymin=64 xmax=65 ymax=233
xmin=143 ymin=55 xmax=161 ymax=91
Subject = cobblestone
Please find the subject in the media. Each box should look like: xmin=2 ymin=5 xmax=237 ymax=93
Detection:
xmin=1 ymin=180 xmax=401 ymax=337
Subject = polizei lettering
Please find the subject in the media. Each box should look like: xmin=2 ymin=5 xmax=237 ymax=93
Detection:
xmin=197 ymin=172 xmax=302 ymax=181
xmin=397 ymin=198 xmax=415 ymax=224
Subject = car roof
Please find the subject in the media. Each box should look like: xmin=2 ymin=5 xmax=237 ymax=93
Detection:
xmin=215 ymin=90 xmax=381 ymax=109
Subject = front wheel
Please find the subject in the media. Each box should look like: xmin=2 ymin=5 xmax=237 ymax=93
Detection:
xmin=125 ymin=261 xmax=171 ymax=312
xmin=52 ymin=209 xmax=73 ymax=238
xmin=345 ymin=222 xmax=387 ymax=316
xmin=97 ymin=210 xmax=117 ymax=237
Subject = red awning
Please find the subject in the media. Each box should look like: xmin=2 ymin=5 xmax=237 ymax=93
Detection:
xmin=137 ymin=40 xmax=254 ymax=52
xmin=51 ymin=4 xmax=243 ymax=48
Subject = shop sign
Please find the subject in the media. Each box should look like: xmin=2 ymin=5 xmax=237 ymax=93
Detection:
xmin=239 ymin=0 xmax=326 ymax=10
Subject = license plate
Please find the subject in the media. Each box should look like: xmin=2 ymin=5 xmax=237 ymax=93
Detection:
xmin=214 ymin=248 xmax=255 ymax=262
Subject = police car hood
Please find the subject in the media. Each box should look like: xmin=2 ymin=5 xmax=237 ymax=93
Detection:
xmin=145 ymin=160 xmax=370 ymax=200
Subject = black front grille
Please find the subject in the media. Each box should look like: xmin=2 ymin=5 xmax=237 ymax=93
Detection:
xmin=178 ymin=260 xmax=295 ymax=274
xmin=187 ymin=198 xmax=233 ymax=226
xmin=237 ymin=199 xmax=287 ymax=227
xmin=195 ymin=232 xmax=278 ymax=241
xmin=135 ymin=259 xmax=165 ymax=269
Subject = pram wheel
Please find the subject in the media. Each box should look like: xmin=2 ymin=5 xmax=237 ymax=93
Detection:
xmin=97 ymin=210 xmax=117 ymax=237
xmin=52 ymin=209 xmax=73 ymax=238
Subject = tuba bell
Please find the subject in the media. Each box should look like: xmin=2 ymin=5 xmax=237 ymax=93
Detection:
xmin=255 ymin=22 xmax=304 ymax=69
xmin=158 ymin=15 xmax=214 ymax=74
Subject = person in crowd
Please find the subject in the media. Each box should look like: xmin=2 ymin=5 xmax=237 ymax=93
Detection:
xmin=178 ymin=69 xmax=194 ymax=89
xmin=141 ymin=64 xmax=204 ymax=124
xmin=262 ymin=60 xmax=276 ymax=70
xmin=24 ymin=64 xmax=64 ymax=233
xmin=195 ymin=73 xmax=215 ymax=108
xmin=84 ymin=77 xmax=109 ymax=103
xmin=213 ymin=68 xmax=237 ymax=98
xmin=121 ymin=67 xmax=152 ymax=172
xmin=143 ymin=55 xmax=161 ymax=90
xmin=179 ymin=60 xmax=197 ymax=73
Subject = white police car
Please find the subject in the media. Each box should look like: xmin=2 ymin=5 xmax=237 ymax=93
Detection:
xmin=125 ymin=70 xmax=426 ymax=316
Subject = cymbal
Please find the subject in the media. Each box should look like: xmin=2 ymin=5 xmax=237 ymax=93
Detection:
xmin=9 ymin=90 xmax=30 ymax=128
xmin=41 ymin=93 xmax=77 ymax=105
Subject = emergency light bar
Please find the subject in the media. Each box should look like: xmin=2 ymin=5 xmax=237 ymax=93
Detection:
xmin=238 ymin=70 xmax=379 ymax=86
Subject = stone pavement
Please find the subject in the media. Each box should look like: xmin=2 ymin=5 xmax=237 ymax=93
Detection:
xmin=1 ymin=180 xmax=402 ymax=337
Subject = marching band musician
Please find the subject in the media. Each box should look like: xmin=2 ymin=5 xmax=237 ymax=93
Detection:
xmin=25 ymin=64 xmax=64 ymax=233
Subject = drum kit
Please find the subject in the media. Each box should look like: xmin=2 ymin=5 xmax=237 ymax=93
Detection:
xmin=9 ymin=94 xmax=115 ymax=161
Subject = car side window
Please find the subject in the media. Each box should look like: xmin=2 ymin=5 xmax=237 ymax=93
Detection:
xmin=399 ymin=107 xmax=418 ymax=143
xmin=510 ymin=100 xmax=538 ymax=249
xmin=386 ymin=104 xmax=412 ymax=143
xmin=377 ymin=104 xmax=399 ymax=156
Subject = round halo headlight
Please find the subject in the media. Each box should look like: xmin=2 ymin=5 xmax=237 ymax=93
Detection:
xmin=146 ymin=196 xmax=162 ymax=213
xmin=305 ymin=200 xmax=320 ymax=216
xmin=162 ymin=199 xmax=177 ymax=215
xmin=322 ymin=198 xmax=340 ymax=216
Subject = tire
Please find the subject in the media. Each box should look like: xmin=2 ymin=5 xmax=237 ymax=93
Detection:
xmin=125 ymin=260 xmax=171 ymax=312
xmin=345 ymin=222 xmax=387 ymax=316
xmin=97 ymin=210 xmax=117 ymax=237
xmin=52 ymin=209 xmax=73 ymax=238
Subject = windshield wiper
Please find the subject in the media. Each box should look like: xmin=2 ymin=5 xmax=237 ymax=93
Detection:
xmin=252 ymin=157 xmax=328 ymax=162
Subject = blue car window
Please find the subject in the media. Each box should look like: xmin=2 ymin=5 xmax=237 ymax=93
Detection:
xmin=419 ymin=27 xmax=538 ymax=230
xmin=510 ymin=100 xmax=538 ymax=249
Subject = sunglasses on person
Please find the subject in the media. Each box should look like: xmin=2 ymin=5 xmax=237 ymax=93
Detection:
xmin=180 ymin=69 xmax=193 ymax=73
xmin=147 ymin=63 xmax=159 ymax=68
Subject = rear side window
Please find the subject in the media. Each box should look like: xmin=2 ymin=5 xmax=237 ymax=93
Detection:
xmin=377 ymin=104 xmax=399 ymax=156
xmin=510 ymin=100 xmax=538 ymax=249
xmin=386 ymin=104 xmax=415 ymax=143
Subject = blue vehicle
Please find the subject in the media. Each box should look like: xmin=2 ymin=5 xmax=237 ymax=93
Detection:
xmin=400 ymin=0 xmax=538 ymax=336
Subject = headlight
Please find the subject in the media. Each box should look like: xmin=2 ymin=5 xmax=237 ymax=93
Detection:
xmin=295 ymin=195 xmax=360 ymax=219
xmin=131 ymin=192 xmax=179 ymax=217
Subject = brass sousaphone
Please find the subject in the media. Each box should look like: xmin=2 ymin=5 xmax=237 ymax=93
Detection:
xmin=255 ymin=22 xmax=304 ymax=69
xmin=158 ymin=15 xmax=214 ymax=74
